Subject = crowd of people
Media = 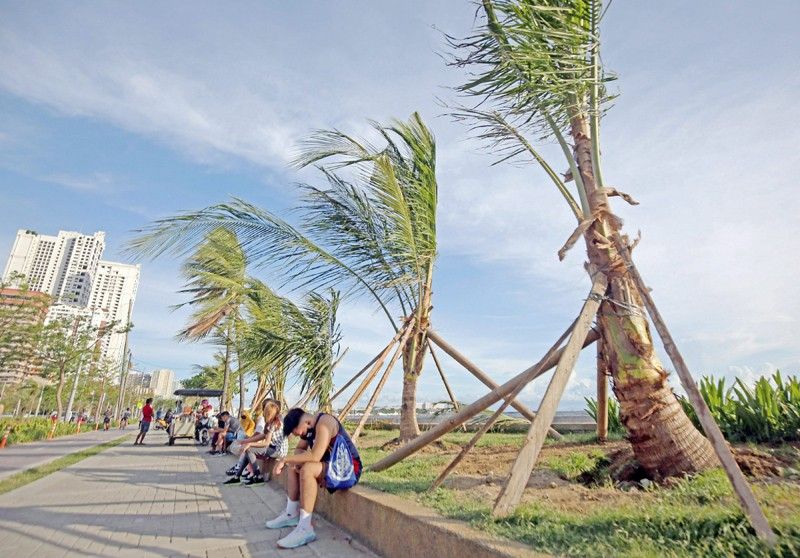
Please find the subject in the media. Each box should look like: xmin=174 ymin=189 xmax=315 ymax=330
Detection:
xmin=126 ymin=394 xmax=362 ymax=549
xmin=194 ymin=398 xmax=363 ymax=549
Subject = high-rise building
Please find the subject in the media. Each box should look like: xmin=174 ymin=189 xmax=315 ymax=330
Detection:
xmin=2 ymin=229 xmax=140 ymax=368
xmin=3 ymin=229 xmax=105 ymax=305
xmin=88 ymin=261 xmax=140 ymax=366
xmin=149 ymin=368 xmax=176 ymax=399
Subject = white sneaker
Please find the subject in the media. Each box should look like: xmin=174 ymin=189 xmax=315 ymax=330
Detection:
xmin=265 ymin=512 xmax=299 ymax=529
xmin=277 ymin=526 xmax=316 ymax=549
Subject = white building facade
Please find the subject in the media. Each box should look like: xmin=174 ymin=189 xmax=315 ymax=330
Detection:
xmin=149 ymin=368 xmax=176 ymax=399
xmin=3 ymin=229 xmax=105 ymax=305
xmin=3 ymin=229 xmax=139 ymax=368
xmin=88 ymin=261 xmax=140 ymax=366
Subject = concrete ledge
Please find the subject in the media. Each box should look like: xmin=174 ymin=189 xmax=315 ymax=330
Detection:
xmin=276 ymin=474 xmax=544 ymax=558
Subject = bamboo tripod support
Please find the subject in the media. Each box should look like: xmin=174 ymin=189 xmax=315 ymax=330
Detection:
xmin=351 ymin=326 xmax=415 ymax=439
xmin=426 ymin=329 xmax=562 ymax=439
xmin=336 ymin=331 xmax=406 ymax=421
xmin=596 ymin=334 xmax=609 ymax=442
xmin=611 ymin=234 xmax=777 ymax=544
xmin=428 ymin=345 xmax=459 ymax=411
xmin=370 ymin=324 xmax=600 ymax=472
xmin=429 ymin=320 xmax=577 ymax=492
xmin=493 ymin=273 xmax=607 ymax=516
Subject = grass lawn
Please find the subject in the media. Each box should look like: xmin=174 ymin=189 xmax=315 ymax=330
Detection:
xmin=355 ymin=429 xmax=800 ymax=557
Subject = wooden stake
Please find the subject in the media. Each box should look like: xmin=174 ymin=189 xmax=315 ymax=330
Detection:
xmin=330 ymin=322 xmax=411 ymax=404
xmin=596 ymin=334 xmax=609 ymax=442
xmin=611 ymin=234 xmax=777 ymax=544
xmin=493 ymin=273 xmax=607 ymax=517
xmin=429 ymin=320 xmax=581 ymax=491
xmin=427 ymin=329 xmax=562 ymax=440
xmin=369 ymin=322 xmax=600 ymax=473
xmin=337 ymin=334 xmax=403 ymax=421
xmin=352 ymin=326 xmax=415 ymax=440
xmin=428 ymin=345 xmax=459 ymax=411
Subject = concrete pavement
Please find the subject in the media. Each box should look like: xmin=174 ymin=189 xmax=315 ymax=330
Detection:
xmin=0 ymin=429 xmax=379 ymax=557
xmin=0 ymin=427 xmax=132 ymax=481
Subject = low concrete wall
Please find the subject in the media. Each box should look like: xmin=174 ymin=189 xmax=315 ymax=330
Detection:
xmin=276 ymin=475 xmax=544 ymax=558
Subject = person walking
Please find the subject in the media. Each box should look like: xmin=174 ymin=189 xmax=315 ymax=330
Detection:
xmin=134 ymin=398 xmax=154 ymax=445
xmin=266 ymin=408 xmax=362 ymax=549
xmin=103 ymin=409 xmax=111 ymax=431
xmin=120 ymin=408 xmax=131 ymax=429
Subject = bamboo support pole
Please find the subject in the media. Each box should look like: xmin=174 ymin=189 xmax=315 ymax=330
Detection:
xmin=337 ymin=322 xmax=413 ymax=421
xmin=611 ymin=234 xmax=777 ymax=544
xmin=428 ymin=345 xmax=459 ymax=411
xmin=596 ymin=335 xmax=609 ymax=442
xmin=429 ymin=320 xmax=580 ymax=492
xmin=426 ymin=329 xmax=562 ymax=440
xmin=330 ymin=322 xmax=411 ymax=404
xmin=352 ymin=327 xmax=415 ymax=440
xmin=370 ymin=322 xmax=600 ymax=473
xmin=493 ymin=273 xmax=607 ymax=517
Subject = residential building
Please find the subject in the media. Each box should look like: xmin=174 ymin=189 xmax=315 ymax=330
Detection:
xmin=88 ymin=261 xmax=140 ymax=366
xmin=3 ymin=229 xmax=105 ymax=305
xmin=149 ymin=368 xmax=176 ymax=398
xmin=2 ymin=229 xmax=140 ymax=367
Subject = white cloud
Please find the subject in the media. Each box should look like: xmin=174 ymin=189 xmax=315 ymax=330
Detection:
xmin=0 ymin=2 xmax=797 ymax=407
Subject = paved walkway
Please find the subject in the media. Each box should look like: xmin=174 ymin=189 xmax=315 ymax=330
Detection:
xmin=0 ymin=427 xmax=132 ymax=481
xmin=0 ymin=429 xmax=379 ymax=557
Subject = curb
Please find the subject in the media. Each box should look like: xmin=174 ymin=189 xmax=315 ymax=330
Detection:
xmin=276 ymin=473 xmax=545 ymax=558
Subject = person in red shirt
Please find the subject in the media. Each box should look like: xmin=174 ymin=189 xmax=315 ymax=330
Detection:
xmin=134 ymin=398 xmax=154 ymax=446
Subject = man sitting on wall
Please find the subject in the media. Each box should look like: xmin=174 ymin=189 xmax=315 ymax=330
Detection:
xmin=265 ymin=408 xmax=362 ymax=549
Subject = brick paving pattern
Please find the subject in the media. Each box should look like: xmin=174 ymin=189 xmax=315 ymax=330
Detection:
xmin=0 ymin=429 xmax=379 ymax=557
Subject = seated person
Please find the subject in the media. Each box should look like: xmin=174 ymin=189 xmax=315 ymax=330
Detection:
xmin=210 ymin=411 xmax=240 ymax=454
xmin=265 ymin=407 xmax=362 ymax=549
xmin=224 ymin=399 xmax=287 ymax=485
xmin=240 ymin=411 xmax=256 ymax=437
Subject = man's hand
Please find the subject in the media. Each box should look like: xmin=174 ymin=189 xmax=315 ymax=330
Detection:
xmin=273 ymin=460 xmax=285 ymax=476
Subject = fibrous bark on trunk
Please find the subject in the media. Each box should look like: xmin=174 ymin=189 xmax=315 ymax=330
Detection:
xmin=399 ymin=329 xmax=426 ymax=441
xmin=571 ymin=113 xmax=716 ymax=478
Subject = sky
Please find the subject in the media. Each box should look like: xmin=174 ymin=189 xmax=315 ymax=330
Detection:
xmin=1 ymin=1 xmax=798 ymax=410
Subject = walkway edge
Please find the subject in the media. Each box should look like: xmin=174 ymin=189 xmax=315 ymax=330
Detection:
xmin=276 ymin=475 xmax=545 ymax=558
xmin=0 ymin=432 xmax=131 ymax=482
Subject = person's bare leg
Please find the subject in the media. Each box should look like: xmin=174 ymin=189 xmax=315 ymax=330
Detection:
xmin=299 ymin=462 xmax=324 ymax=513
xmin=286 ymin=464 xmax=301 ymax=501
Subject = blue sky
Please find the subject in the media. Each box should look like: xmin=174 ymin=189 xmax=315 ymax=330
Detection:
xmin=1 ymin=1 xmax=798 ymax=409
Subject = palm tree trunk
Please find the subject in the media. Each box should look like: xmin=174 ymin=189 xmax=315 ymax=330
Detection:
xmin=221 ymin=323 xmax=232 ymax=411
xmin=55 ymin=363 xmax=66 ymax=421
xmin=399 ymin=331 xmax=426 ymax=441
xmin=571 ymin=114 xmax=716 ymax=478
xmin=237 ymin=365 xmax=245 ymax=418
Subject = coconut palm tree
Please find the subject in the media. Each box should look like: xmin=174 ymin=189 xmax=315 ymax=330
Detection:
xmin=449 ymin=0 xmax=715 ymax=477
xmin=241 ymin=280 xmax=342 ymax=410
xmin=172 ymin=227 xmax=249 ymax=413
xmin=129 ymin=113 xmax=438 ymax=441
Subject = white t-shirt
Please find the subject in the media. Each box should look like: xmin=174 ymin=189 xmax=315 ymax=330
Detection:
xmin=254 ymin=416 xmax=266 ymax=435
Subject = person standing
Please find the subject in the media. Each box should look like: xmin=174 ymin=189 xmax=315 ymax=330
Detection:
xmin=134 ymin=398 xmax=154 ymax=445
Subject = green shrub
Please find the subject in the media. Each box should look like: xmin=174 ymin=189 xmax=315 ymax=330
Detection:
xmin=584 ymin=396 xmax=624 ymax=435
xmin=679 ymin=371 xmax=800 ymax=443
xmin=0 ymin=417 xmax=83 ymax=446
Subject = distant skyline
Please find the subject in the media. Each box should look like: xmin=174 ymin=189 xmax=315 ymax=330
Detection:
xmin=1 ymin=1 xmax=798 ymax=409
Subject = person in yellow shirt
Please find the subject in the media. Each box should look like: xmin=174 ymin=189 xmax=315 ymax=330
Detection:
xmin=240 ymin=411 xmax=256 ymax=437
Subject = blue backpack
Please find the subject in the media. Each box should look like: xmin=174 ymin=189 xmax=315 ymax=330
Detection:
xmin=324 ymin=423 xmax=362 ymax=491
